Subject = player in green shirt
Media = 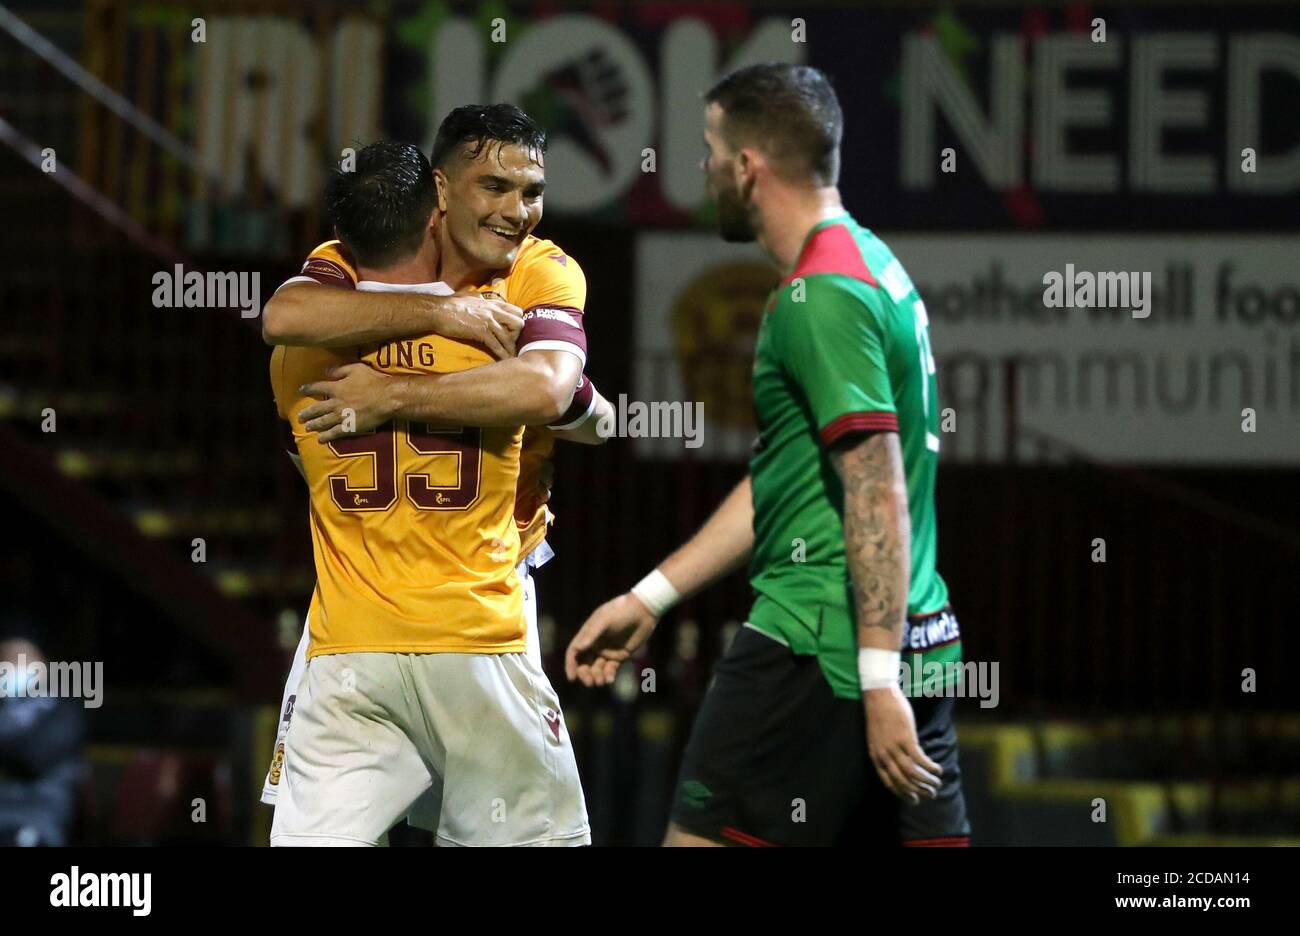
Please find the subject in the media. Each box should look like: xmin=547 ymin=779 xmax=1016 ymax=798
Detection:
xmin=749 ymin=221 xmax=959 ymax=701
xmin=566 ymin=64 xmax=969 ymax=847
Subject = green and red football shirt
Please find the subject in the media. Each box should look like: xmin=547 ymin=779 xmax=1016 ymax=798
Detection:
xmin=747 ymin=214 xmax=958 ymax=699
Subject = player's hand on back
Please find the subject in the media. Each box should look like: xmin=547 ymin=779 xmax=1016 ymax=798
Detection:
xmin=432 ymin=292 xmax=524 ymax=360
xmin=565 ymin=593 xmax=657 ymax=688
xmin=863 ymin=686 xmax=943 ymax=805
xmin=299 ymin=363 xmax=398 ymax=443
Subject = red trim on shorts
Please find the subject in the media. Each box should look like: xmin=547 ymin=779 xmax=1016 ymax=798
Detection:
xmin=903 ymin=835 xmax=970 ymax=847
xmin=821 ymin=411 xmax=898 ymax=446
xmin=720 ymin=826 xmax=778 ymax=847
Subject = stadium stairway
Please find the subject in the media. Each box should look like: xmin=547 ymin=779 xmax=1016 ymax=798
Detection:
xmin=0 ymin=6 xmax=320 ymax=702
xmin=0 ymin=157 xmax=296 ymax=699
xmin=957 ymin=715 xmax=1300 ymax=846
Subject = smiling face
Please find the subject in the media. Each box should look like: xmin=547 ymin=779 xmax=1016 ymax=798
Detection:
xmin=702 ymin=102 xmax=755 ymax=244
xmin=436 ymin=139 xmax=545 ymax=275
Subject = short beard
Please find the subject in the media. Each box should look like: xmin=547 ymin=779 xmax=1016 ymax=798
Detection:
xmin=714 ymin=184 xmax=755 ymax=243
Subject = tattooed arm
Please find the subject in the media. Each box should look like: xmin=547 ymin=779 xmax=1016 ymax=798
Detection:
xmin=830 ymin=432 xmax=940 ymax=804
xmin=830 ymin=431 xmax=911 ymax=649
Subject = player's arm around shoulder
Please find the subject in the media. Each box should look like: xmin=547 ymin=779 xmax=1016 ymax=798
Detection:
xmin=392 ymin=320 xmax=592 ymax=429
xmin=294 ymin=335 xmax=600 ymax=441
xmin=470 ymin=243 xmax=595 ymax=428
xmin=262 ymin=283 xmax=522 ymax=358
xmin=499 ymin=347 xmax=586 ymax=424
xmin=295 ymin=244 xmax=599 ymax=438
xmin=261 ymin=244 xmax=522 ymax=356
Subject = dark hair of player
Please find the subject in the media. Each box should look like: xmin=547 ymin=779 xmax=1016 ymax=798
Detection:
xmin=324 ymin=140 xmax=437 ymax=269
xmin=704 ymin=63 xmax=843 ymax=186
xmin=429 ymin=103 xmax=548 ymax=173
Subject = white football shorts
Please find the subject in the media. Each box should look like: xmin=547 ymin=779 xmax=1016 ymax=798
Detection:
xmin=265 ymin=546 xmax=585 ymax=846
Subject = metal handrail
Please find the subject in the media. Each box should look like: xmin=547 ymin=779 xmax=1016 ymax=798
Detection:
xmin=0 ymin=3 xmax=212 ymax=179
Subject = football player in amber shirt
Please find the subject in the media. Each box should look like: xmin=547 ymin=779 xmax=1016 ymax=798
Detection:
xmin=267 ymin=117 xmax=604 ymax=847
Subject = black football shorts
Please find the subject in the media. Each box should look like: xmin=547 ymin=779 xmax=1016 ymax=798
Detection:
xmin=669 ymin=624 xmax=969 ymax=846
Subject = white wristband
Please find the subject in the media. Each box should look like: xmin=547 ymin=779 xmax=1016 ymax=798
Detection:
xmin=858 ymin=648 xmax=901 ymax=691
xmin=630 ymin=569 xmax=680 ymax=618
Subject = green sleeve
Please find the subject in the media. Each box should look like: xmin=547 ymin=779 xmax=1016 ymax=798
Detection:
xmin=773 ymin=275 xmax=897 ymax=446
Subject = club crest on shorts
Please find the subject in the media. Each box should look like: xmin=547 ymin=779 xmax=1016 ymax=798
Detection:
xmin=543 ymin=707 xmax=562 ymax=740
xmin=269 ymin=742 xmax=286 ymax=786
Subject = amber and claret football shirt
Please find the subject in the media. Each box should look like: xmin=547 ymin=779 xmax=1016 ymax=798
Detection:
xmin=270 ymin=237 xmax=590 ymax=656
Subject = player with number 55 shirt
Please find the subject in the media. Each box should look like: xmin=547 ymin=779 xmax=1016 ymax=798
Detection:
xmin=271 ymin=310 xmax=528 ymax=655
xmin=267 ymin=131 xmax=593 ymax=848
